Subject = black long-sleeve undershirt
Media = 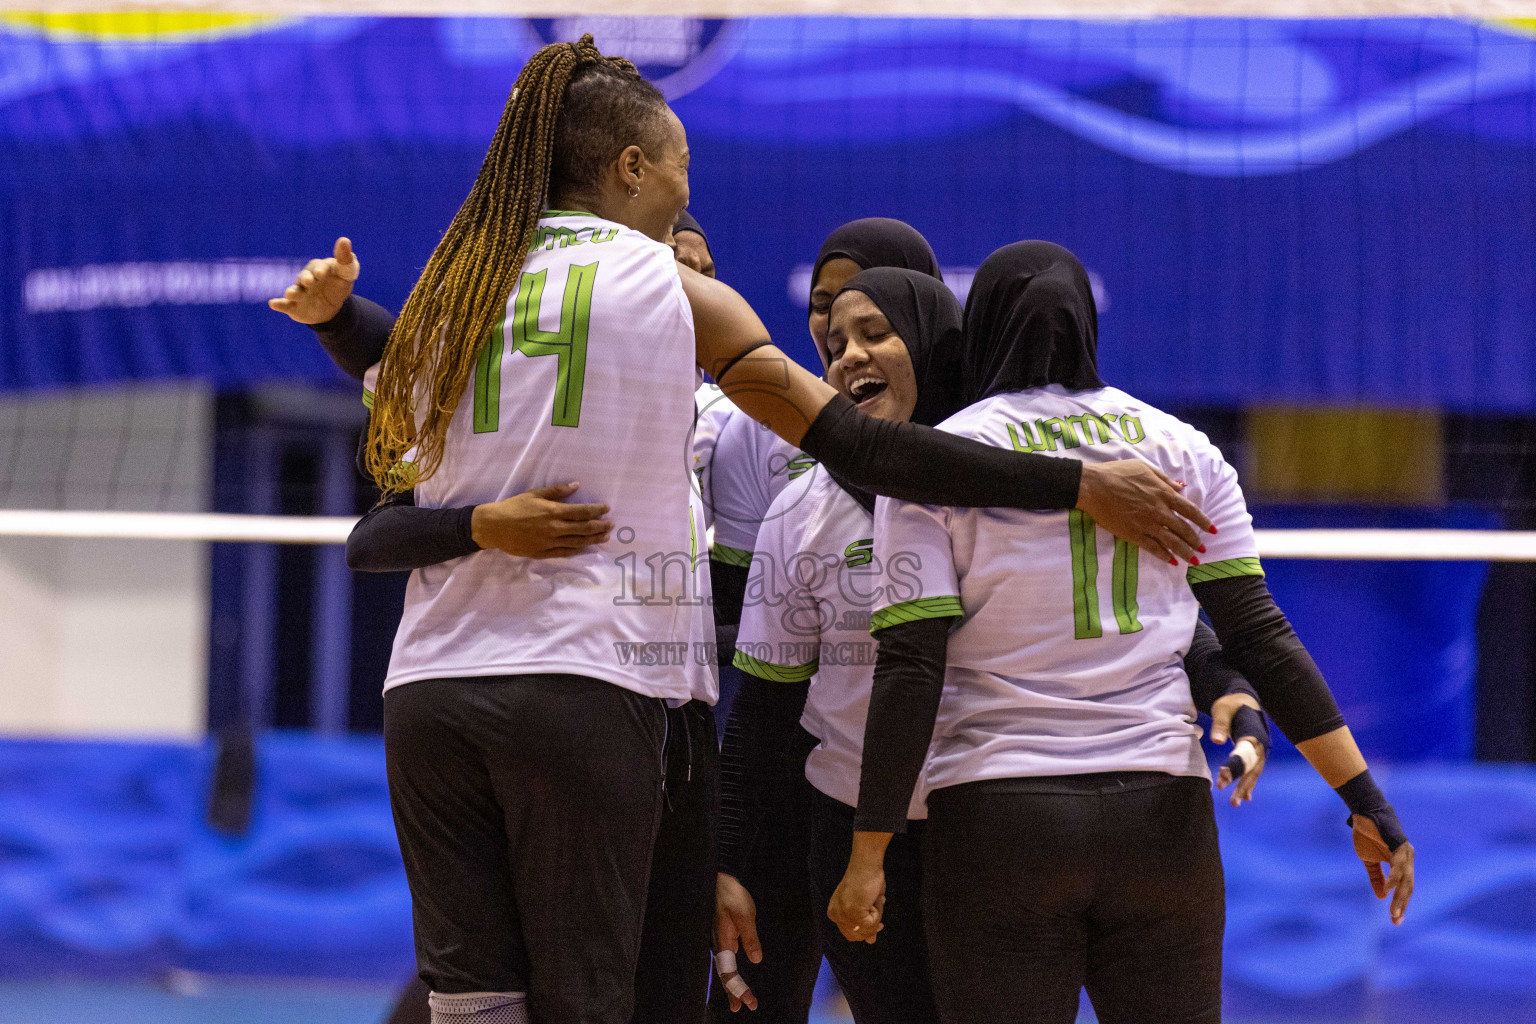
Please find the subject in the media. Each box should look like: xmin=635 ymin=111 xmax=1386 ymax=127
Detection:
xmin=312 ymin=295 xmax=394 ymax=380
xmin=346 ymin=489 xmax=479 ymax=573
xmin=854 ymin=576 xmax=1329 ymax=834
xmin=799 ymin=392 xmax=1082 ymax=511
xmin=1189 ymin=574 xmax=1345 ymax=744
xmin=716 ymin=673 xmax=812 ymax=878
xmin=314 ymin=294 xmax=1086 ymax=513
xmin=1186 ymin=617 xmax=1257 ymax=715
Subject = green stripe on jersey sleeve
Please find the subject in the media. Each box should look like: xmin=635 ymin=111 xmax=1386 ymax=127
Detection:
xmin=733 ymin=649 xmax=818 ymax=683
xmin=1186 ymin=557 xmax=1265 ymax=584
xmin=710 ymin=543 xmax=753 ymax=568
xmin=870 ymin=596 xmax=964 ymax=633
xmin=362 ymin=388 xmax=374 ymax=410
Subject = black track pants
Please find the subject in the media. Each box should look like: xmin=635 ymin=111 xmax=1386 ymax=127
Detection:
xmin=921 ymin=773 xmax=1225 ymax=1024
xmin=633 ymin=699 xmax=719 ymax=1024
xmin=807 ymin=788 xmax=937 ymax=1024
xmin=385 ymin=674 xmax=667 ymax=1024
xmin=706 ymin=746 xmax=822 ymax=1024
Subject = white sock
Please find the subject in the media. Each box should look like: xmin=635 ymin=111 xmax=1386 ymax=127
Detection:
xmin=428 ymin=990 xmax=529 ymax=1024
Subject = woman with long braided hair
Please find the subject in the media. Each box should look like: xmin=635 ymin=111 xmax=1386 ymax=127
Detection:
xmin=273 ymin=35 xmax=1213 ymax=1024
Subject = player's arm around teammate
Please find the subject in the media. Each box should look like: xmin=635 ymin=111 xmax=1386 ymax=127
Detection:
xmin=830 ymin=242 xmax=1411 ymax=1024
xmin=271 ymin=242 xmax=615 ymax=566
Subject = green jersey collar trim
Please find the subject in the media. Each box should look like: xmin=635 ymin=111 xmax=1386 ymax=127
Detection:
xmin=542 ymin=209 xmax=598 ymax=218
xmin=710 ymin=543 xmax=753 ymax=568
xmin=733 ymin=650 xmax=818 ymax=683
xmin=1186 ymin=557 xmax=1265 ymax=585
xmin=870 ymin=596 xmax=964 ymax=633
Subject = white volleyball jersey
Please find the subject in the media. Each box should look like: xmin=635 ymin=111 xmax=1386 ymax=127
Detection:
xmin=383 ymin=212 xmax=715 ymax=704
xmin=734 ymin=472 xmax=928 ymax=820
xmin=707 ymin=405 xmax=818 ymax=565
xmin=872 ymin=385 xmax=1263 ymax=796
xmin=692 ymin=381 xmax=735 ymax=532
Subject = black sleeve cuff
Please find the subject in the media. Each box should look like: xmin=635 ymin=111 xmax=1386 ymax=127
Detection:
xmin=346 ymin=497 xmax=480 ymax=573
xmin=311 ymin=295 xmax=396 ymax=380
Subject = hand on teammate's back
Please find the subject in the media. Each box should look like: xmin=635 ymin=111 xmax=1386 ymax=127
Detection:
xmin=268 ymin=236 xmax=359 ymax=324
xmin=470 ymin=483 xmax=612 ymax=558
xmin=1352 ymin=816 xmax=1415 ymax=925
xmin=712 ymin=873 xmax=761 ymax=1012
xmin=1076 ymin=460 xmax=1214 ymax=564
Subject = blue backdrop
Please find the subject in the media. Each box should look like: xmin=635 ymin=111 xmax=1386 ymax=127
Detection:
xmin=1 ymin=735 xmax=1531 ymax=1017
xmin=1 ymin=16 xmax=1535 ymax=408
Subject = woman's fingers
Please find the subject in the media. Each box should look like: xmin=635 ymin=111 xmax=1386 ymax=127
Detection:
xmin=552 ymin=517 xmax=612 ymax=537
xmin=528 ymin=482 xmax=580 ymax=500
xmin=1364 ymin=860 xmax=1389 ymax=900
xmin=1386 ymin=843 xmax=1415 ymax=925
xmin=1162 ymin=488 xmax=1213 ymax=537
xmin=1139 ymin=533 xmax=1176 ymax=566
xmin=333 ymin=237 xmax=360 ymax=280
xmin=552 ymin=501 xmax=611 ymax=522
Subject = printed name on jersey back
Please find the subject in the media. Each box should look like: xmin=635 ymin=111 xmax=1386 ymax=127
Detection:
xmin=870 ymin=385 xmax=1264 ymax=790
xmin=946 ymin=383 xmax=1257 ymax=564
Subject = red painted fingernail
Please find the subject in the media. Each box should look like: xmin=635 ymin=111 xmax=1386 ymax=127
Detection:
xmin=1169 ymin=558 xmax=1179 ymax=565
xmin=1190 ymin=557 xmax=1200 ymax=565
xmin=1198 ymin=544 xmax=1207 ymax=553
xmin=1209 ymin=525 xmax=1219 ymax=534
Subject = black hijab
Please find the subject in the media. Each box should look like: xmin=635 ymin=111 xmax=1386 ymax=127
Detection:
xmin=961 ymin=241 xmax=1104 ymax=404
xmin=811 ymin=218 xmax=942 ymax=295
xmin=672 ymin=209 xmax=711 ymax=259
xmin=824 ymin=267 xmax=965 ymax=513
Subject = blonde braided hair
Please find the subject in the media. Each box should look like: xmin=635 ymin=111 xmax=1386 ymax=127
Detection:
xmin=365 ymin=35 xmax=645 ymax=493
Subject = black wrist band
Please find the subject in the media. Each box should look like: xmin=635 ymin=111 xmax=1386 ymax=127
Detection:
xmin=1334 ymin=769 xmax=1408 ymax=851
xmin=1229 ymin=705 xmax=1270 ymax=751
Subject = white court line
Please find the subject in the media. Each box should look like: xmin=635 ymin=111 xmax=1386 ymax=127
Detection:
xmin=2 ymin=510 xmax=1536 ymax=559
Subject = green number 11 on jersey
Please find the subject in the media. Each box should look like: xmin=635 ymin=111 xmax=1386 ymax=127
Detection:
xmin=474 ymin=263 xmax=599 ymax=433
xmin=1068 ymin=509 xmax=1143 ymax=640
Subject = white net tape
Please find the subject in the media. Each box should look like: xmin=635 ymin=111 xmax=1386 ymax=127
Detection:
xmin=1 ymin=2 xmax=1531 ymax=17
xmin=2 ymin=509 xmax=1535 ymax=560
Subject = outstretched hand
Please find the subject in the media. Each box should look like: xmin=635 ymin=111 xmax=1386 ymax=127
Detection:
xmin=1352 ymin=816 xmax=1415 ymax=925
xmin=268 ymin=237 xmax=360 ymax=324
xmin=1076 ymin=460 xmax=1213 ymax=565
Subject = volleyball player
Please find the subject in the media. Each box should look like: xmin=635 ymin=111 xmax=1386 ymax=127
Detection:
xmin=283 ymin=219 xmax=724 ymax=1024
xmin=706 ymin=218 xmax=949 ymax=1024
xmin=273 ymin=38 xmax=1211 ymax=1024
xmin=722 ymin=267 xmax=1269 ymax=1024
xmin=829 ymin=241 xmax=1413 ymax=1024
